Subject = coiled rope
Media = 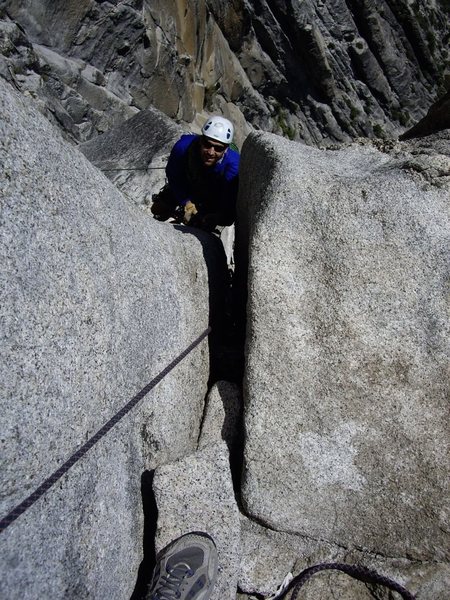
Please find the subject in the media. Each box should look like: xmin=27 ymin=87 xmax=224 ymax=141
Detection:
xmin=0 ymin=326 xmax=211 ymax=534
xmin=277 ymin=561 xmax=415 ymax=599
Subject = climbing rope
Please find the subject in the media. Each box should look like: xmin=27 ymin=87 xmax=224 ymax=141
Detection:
xmin=276 ymin=562 xmax=415 ymax=599
xmin=101 ymin=166 xmax=166 ymax=172
xmin=0 ymin=326 xmax=211 ymax=534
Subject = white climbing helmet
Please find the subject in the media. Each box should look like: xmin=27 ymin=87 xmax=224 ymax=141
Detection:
xmin=202 ymin=115 xmax=234 ymax=144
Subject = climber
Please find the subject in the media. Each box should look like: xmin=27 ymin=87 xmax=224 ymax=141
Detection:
xmin=151 ymin=115 xmax=240 ymax=232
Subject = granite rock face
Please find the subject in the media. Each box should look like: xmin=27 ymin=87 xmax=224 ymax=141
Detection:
xmin=153 ymin=442 xmax=241 ymax=600
xmin=230 ymin=0 xmax=449 ymax=144
xmin=400 ymin=89 xmax=450 ymax=140
xmin=237 ymin=131 xmax=449 ymax=596
xmin=0 ymin=77 xmax=218 ymax=599
xmin=0 ymin=0 xmax=253 ymax=145
xmin=2 ymin=5 xmax=449 ymax=599
xmin=80 ymin=105 xmax=182 ymax=206
xmin=0 ymin=13 xmax=140 ymax=142
xmin=2 ymin=0 xmax=448 ymax=145
xmin=368 ymin=129 xmax=450 ymax=189
xmin=239 ymin=515 xmax=450 ymax=599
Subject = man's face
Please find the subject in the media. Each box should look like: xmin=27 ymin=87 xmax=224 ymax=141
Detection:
xmin=200 ymin=136 xmax=227 ymax=167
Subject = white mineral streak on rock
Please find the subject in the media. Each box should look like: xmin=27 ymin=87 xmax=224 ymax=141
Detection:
xmin=297 ymin=423 xmax=367 ymax=491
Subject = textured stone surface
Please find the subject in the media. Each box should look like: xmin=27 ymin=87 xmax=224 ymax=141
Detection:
xmin=286 ymin=557 xmax=450 ymax=600
xmin=239 ymin=516 xmax=450 ymax=599
xmin=0 ymin=77 xmax=218 ymax=599
xmin=80 ymin=105 xmax=181 ymax=172
xmin=400 ymin=89 xmax=450 ymax=140
xmin=237 ymin=132 xmax=449 ymax=579
xmin=238 ymin=517 xmax=304 ymax=597
xmin=388 ymin=131 xmax=450 ymax=189
xmin=2 ymin=1 xmax=448 ymax=145
xmin=0 ymin=15 xmax=139 ymax=143
xmin=80 ymin=106 xmax=182 ymax=205
xmin=343 ymin=130 xmax=450 ymax=189
xmin=153 ymin=443 xmax=241 ymax=600
xmin=198 ymin=380 xmax=242 ymax=452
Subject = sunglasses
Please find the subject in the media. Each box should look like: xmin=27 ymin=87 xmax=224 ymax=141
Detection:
xmin=201 ymin=138 xmax=227 ymax=153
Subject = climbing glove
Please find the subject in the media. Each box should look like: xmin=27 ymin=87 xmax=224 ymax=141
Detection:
xmin=183 ymin=200 xmax=198 ymax=224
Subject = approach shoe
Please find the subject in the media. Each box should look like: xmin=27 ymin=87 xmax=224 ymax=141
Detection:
xmin=147 ymin=531 xmax=218 ymax=600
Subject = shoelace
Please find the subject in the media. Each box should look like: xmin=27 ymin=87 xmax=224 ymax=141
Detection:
xmin=152 ymin=563 xmax=194 ymax=600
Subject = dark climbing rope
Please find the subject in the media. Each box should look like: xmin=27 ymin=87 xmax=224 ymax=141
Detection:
xmin=0 ymin=326 xmax=211 ymax=534
xmin=101 ymin=166 xmax=166 ymax=172
xmin=277 ymin=562 xmax=415 ymax=599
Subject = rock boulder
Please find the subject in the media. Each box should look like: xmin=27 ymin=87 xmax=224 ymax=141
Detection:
xmin=0 ymin=77 xmax=218 ymax=599
xmin=80 ymin=105 xmax=182 ymax=206
xmin=237 ymin=131 xmax=449 ymax=595
xmin=153 ymin=442 xmax=241 ymax=600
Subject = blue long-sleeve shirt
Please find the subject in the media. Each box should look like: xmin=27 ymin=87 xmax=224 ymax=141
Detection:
xmin=166 ymin=134 xmax=240 ymax=226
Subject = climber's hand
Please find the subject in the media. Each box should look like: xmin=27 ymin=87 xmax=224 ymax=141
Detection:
xmin=183 ymin=200 xmax=198 ymax=224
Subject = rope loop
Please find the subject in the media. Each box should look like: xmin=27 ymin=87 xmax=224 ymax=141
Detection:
xmin=277 ymin=562 xmax=415 ymax=600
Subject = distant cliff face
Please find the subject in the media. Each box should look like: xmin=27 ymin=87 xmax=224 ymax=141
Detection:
xmin=228 ymin=0 xmax=449 ymax=143
xmin=1 ymin=0 xmax=448 ymax=145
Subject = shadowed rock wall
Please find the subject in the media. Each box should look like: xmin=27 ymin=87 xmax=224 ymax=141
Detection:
xmin=80 ymin=105 xmax=183 ymax=206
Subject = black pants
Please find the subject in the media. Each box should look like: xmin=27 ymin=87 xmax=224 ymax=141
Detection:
xmin=151 ymin=184 xmax=179 ymax=220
